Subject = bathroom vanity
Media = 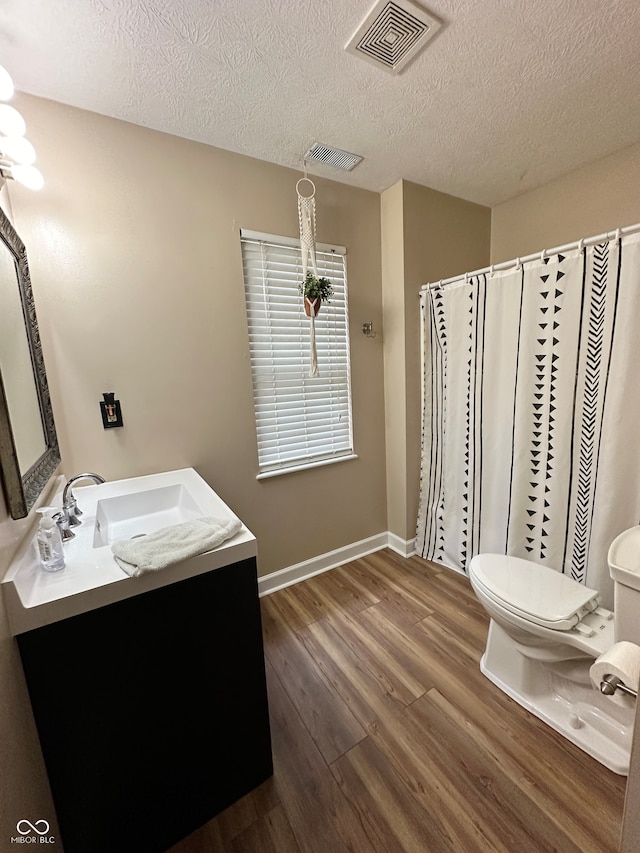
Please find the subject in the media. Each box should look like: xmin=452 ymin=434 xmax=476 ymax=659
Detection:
xmin=3 ymin=469 xmax=273 ymax=853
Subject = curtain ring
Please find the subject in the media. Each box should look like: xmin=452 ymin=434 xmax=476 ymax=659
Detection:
xmin=577 ymin=238 xmax=584 ymax=254
xmin=540 ymin=248 xmax=546 ymax=263
xmin=515 ymin=257 xmax=522 ymax=271
xmin=296 ymin=177 xmax=316 ymax=199
xmin=615 ymin=228 xmax=621 ymax=243
xmin=489 ymin=264 xmax=494 ymax=278
xmin=464 ymin=272 xmax=469 ymax=285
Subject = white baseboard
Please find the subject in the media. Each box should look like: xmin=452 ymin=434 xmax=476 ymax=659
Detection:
xmin=387 ymin=532 xmax=416 ymax=558
xmin=258 ymin=531 xmax=416 ymax=597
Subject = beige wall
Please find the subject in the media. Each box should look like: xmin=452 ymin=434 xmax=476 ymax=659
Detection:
xmin=381 ymin=181 xmax=407 ymax=538
xmin=6 ymin=93 xmax=387 ymax=580
xmin=492 ymin=141 xmax=640 ymax=263
xmin=382 ymin=180 xmax=491 ymax=542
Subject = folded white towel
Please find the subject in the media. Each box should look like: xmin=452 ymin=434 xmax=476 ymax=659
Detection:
xmin=111 ymin=516 xmax=242 ymax=577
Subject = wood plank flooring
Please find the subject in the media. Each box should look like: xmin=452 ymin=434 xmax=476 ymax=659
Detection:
xmin=168 ymin=550 xmax=626 ymax=852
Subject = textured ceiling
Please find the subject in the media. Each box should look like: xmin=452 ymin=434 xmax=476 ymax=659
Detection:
xmin=1 ymin=0 xmax=640 ymax=206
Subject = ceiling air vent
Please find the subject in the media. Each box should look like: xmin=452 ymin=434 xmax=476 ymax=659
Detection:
xmin=345 ymin=0 xmax=442 ymax=75
xmin=304 ymin=143 xmax=363 ymax=172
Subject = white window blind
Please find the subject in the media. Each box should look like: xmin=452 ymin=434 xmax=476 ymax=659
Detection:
xmin=241 ymin=230 xmax=354 ymax=477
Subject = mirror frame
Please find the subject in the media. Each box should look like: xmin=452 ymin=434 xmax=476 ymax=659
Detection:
xmin=0 ymin=205 xmax=60 ymax=518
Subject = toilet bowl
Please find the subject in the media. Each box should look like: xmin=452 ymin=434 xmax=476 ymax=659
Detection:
xmin=468 ymin=527 xmax=640 ymax=775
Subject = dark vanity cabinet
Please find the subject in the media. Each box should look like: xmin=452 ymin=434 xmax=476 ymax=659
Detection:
xmin=17 ymin=557 xmax=273 ymax=853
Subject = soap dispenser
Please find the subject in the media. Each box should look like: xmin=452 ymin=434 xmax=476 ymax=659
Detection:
xmin=35 ymin=507 xmax=66 ymax=572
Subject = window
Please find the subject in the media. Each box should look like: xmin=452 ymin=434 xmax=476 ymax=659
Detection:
xmin=241 ymin=229 xmax=354 ymax=478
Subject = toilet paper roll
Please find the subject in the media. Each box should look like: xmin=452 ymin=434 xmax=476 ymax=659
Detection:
xmin=590 ymin=641 xmax=640 ymax=708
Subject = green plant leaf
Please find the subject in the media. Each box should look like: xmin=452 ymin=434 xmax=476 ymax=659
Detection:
xmin=299 ymin=273 xmax=334 ymax=302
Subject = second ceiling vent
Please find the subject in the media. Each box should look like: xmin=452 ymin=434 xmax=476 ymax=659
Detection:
xmin=304 ymin=143 xmax=363 ymax=172
xmin=345 ymin=0 xmax=442 ymax=75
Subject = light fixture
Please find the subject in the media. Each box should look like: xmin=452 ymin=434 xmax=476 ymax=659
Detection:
xmin=0 ymin=135 xmax=35 ymax=165
xmin=0 ymin=65 xmax=43 ymax=191
xmin=0 ymin=104 xmax=26 ymax=137
xmin=2 ymin=163 xmax=44 ymax=190
xmin=0 ymin=65 xmax=14 ymax=101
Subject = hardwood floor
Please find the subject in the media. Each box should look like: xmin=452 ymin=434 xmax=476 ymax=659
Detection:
xmin=168 ymin=550 xmax=627 ymax=852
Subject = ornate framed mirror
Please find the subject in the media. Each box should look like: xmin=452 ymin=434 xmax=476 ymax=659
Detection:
xmin=0 ymin=205 xmax=60 ymax=518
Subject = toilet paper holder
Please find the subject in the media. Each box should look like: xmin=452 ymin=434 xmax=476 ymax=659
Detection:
xmin=600 ymin=674 xmax=638 ymax=699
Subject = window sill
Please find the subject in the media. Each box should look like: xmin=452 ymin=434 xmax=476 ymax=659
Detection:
xmin=256 ymin=454 xmax=358 ymax=480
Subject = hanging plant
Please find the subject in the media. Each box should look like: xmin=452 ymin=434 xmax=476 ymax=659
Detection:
xmin=299 ymin=272 xmax=333 ymax=316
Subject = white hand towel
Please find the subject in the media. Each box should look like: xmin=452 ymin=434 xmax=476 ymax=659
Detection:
xmin=111 ymin=516 xmax=242 ymax=577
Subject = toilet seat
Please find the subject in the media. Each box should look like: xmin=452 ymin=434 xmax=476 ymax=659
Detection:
xmin=469 ymin=554 xmax=600 ymax=631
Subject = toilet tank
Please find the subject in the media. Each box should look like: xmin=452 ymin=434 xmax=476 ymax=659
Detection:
xmin=608 ymin=526 xmax=640 ymax=644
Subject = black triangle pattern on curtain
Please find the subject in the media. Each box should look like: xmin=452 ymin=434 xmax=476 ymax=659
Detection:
xmin=564 ymin=240 xmax=622 ymax=582
xmin=462 ymin=275 xmax=486 ymax=571
xmin=420 ymin=285 xmax=448 ymax=564
xmin=522 ymin=255 xmax=566 ymax=560
xmin=506 ymin=250 xmax=586 ymax=568
xmin=418 ymin=276 xmax=487 ymax=571
xmin=433 ymin=286 xmax=447 ymax=564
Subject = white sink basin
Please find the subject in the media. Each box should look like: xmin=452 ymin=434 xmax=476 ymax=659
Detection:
xmin=93 ymin=483 xmax=203 ymax=547
xmin=2 ymin=468 xmax=256 ymax=635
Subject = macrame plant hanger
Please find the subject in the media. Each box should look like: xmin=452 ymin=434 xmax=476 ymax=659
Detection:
xmin=297 ymin=166 xmax=319 ymax=377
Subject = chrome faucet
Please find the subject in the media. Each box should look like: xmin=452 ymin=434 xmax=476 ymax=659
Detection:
xmin=60 ymin=472 xmax=106 ymax=530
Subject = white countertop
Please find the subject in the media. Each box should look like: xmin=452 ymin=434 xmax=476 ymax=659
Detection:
xmin=2 ymin=468 xmax=257 ymax=635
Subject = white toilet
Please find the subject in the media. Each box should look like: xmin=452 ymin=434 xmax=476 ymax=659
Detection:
xmin=468 ymin=525 xmax=640 ymax=775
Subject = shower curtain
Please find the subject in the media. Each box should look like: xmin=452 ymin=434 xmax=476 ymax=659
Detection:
xmin=415 ymin=231 xmax=640 ymax=604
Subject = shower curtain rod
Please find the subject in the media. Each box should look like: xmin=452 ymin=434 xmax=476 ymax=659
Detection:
xmin=421 ymin=221 xmax=640 ymax=291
